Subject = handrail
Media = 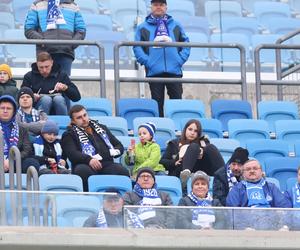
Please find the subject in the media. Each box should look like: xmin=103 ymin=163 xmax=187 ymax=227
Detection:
xmin=114 ymin=41 xmax=247 ymax=112
xmin=43 ymin=195 xmax=57 ymax=227
xmin=0 ymin=39 xmax=106 ymax=97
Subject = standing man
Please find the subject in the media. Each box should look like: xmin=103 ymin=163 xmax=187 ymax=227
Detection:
xmin=22 ymin=52 xmax=81 ymax=115
xmin=133 ymin=0 xmax=190 ymax=117
xmin=61 ymin=105 xmax=129 ymax=191
xmin=24 ymin=0 xmax=86 ymax=75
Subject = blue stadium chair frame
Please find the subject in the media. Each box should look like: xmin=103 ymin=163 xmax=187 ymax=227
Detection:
xmin=72 ymin=97 xmax=113 ymax=116
xmin=209 ymin=138 xmax=240 ymax=163
xmin=286 ymin=177 xmax=297 ymax=192
xmin=39 ymin=174 xmax=83 ymax=192
xmin=47 ymin=115 xmax=70 ymax=137
xmin=91 ymin=116 xmax=128 ymax=136
xmin=155 ymin=175 xmax=182 ymax=205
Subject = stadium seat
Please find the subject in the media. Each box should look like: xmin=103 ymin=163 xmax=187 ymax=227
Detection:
xmin=0 ymin=12 xmax=15 ymax=33
xmin=39 ymin=174 xmax=83 ymax=192
xmin=91 ymin=116 xmax=128 ymax=136
xmin=180 ymin=118 xmax=223 ymax=139
xmin=262 ymin=17 xmax=300 ymax=35
xmin=166 ymin=0 xmax=195 ymax=18
xmin=240 ymin=0 xmax=274 ymax=15
xmin=47 ymin=115 xmax=70 ymax=136
xmin=84 ymin=14 xmax=113 ymax=32
xmin=4 ymin=173 xmax=27 ymax=190
xmin=228 ymin=119 xmax=270 ymax=147
xmin=176 ymin=16 xmax=210 ymax=35
xmin=88 ymin=175 xmax=132 ymax=195
xmin=72 ymin=97 xmax=113 ymax=116
xmin=12 ymin=0 xmax=33 ymax=26
xmin=185 ymin=32 xmax=210 ymax=65
xmin=264 ymin=157 xmax=300 ymax=191
xmin=257 ymin=100 xmax=299 ymax=132
xmin=211 ymin=99 xmax=253 ymax=132
xmin=187 ymin=176 xmax=214 ymax=195
xmin=246 ymin=139 xmax=290 ymax=170
xmin=290 ymin=0 xmax=300 ymax=12
xmin=164 ymin=99 xmax=205 ymax=131
xmin=210 ymin=138 xmax=240 ymax=163
xmin=117 ymin=98 xmax=159 ymax=131
xmin=265 ymin=177 xmax=281 ymax=191
xmin=275 ymin=120 xmax=300 ymax=152
xmin=155 ymin=176 xmax=182 ymax=205
xmin=294 ymin=141 xmax=300 ymax=157
xmin=286 ymin=177 xmax=297 ymax=192
xmin=75 ymin=0 xmax=100 ymax=14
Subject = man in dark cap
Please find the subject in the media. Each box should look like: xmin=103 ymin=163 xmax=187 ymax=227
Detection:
xmin=133 ymin=0 xmax=190 ymax=117
xmin=212 ymin=147 xmax=249 ymax=206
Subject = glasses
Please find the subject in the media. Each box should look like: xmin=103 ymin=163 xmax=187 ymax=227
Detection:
xmin=244 ymin=167 xmax=261 ymax=172
xmin=138 ymin=174 xmax=153 ymax=179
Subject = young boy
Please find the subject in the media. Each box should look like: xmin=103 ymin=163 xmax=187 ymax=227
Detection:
xmin=0 ymin=64 xmax=18 ymax=99
xmin=33 ymin=120 xmax=70 ymax=175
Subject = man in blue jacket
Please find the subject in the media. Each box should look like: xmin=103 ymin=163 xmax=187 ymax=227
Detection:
xmin=133 ymin=0 xmax=190 ymax=117
xmin=24 ymin=0 xmax=86 ymax=75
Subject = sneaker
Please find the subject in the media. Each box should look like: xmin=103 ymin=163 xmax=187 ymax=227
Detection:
xmin=180 ymin=169 xmax=191 ymax=188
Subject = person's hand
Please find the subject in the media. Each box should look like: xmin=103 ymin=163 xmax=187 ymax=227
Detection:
xmin=4 ymin=159 xmax=9 ymax=172
xmin=59 ymin=159 xmax=66 ymax=167
xmin=89 ymin=158 xmax=102 ymax=170
xmin=34 ymin=93 xmax=41 ymax=101
xmin=54 ymin=82 xmax=68 ymax=92
xmin=175 ymin=159 xmax=182 ymax=166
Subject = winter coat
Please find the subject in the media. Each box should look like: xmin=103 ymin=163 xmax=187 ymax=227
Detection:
xmin=24 ymin=0 xmax=86 ymax=59
xmin=133 ymin=14 xmax=190 ymax=77
xmin=0 ymin=79 xmax=18 ymax=100
xmin=83 ymin=211 xmax=124 ymax=228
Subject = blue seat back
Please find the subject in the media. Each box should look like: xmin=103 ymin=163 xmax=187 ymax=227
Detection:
xmin=275 ymin=120 xmax=300 ymax=152
xmin=72 ymin=97 xmax=113 ymax=116
xmin=39 ymin=174 xmax=83 ymax=192
xmin=210 ymin=138 xmax=240 ymax=163
xmin=286 ymin=177 xmax=297 ymax=192
xmin=91 ymin=116 xmax=128 ymax=136
xmin=155 ymin=176 xmax=182 ymax=205
xmin=47 ymin=115 xmax=70 ymax=136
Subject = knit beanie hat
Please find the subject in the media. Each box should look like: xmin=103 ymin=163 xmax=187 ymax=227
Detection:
xmin=0 ymin=64 xmax=12 ymax=79
xmin=17 ymin=87 xmax=34 ymax=104
xmin=228 ymin=147 xmax=249 ymax=165
xmin=138 ymin=122 xmax=156 ymax=138
xmin=41 ymin=120 xmax=59 ymax=135
xmin=191 ymin=170 xmax=210 ymax=186
xmin=136 ymin=167 xmax=156 ymax=181
xmin=151 ymin=0 xmax=167 ymax=4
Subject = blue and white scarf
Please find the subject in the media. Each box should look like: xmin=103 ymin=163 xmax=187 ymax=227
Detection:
xmin=226 ymin=163 xmax=238 ymax=191
xmin=133 ymin=183 xmax=162 ymax=221
xmin=33 ymin=135 xmax=63 ymax=170
xmin=188 ymin=192 xmax=215 ymax=227
xmin=152 ymin=14 xmax=172 ymax=42
xmin=46 ymin=0 xmax=66 ymax=30
xmin=292 ymin=183 xmax=300 ymax=208
xmin=0 ymin=120 xmax=19 ymax=159
xmin=17 ymin=108 xmax=40 ymax=123
xmin=126 ymin=210 xmax=144 ymax=229
xmin=243 ymin=179 xmax=271 ymax=208
xmin=95 ymin=209 xmax=108 ymax=228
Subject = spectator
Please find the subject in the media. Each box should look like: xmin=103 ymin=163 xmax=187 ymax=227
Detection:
xmin=83 ymin=188 xmax=124 ymax=228
xmin=22 ymin=52 xmax=81 ymax=115
xmin=0 ymin=64 xmax=18 ymax=100
xmin=133 ymin=0 xmax=190 ymax=117
xmin=213 ymin=147 xmax=249 ymax=206
xmin=177 ymin=171 xmax=223 ymax=230
xmin=15 ymin=87 xmax=47 ymax=138
xmin=0 ymin=95 xmax=39 ymax=173
xmin=160 ymin=119 xmax=224 ymax=187
xmin=123 ymin=167 xmax=174 ymax=229
xmin=33 ymin=120 xmax=70 ymax=176
xmin=124 ymin=122 xmax=166 ymax=179
xmin=61 ymin=105 xmax=129 ymax=191
xmin=226 ymin=159 xmax=291 ymax=230
xmin=24 ymin=0 xmax=86 ymax=75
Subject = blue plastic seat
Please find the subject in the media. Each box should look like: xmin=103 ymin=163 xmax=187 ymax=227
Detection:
xmin=12 ymin=0 xmax=33 ymax=25
xmin=257 ymin=100 xmax=299 ymax=132
xmin=155 ymin=176 xmax=182 ymax=205
xmin=164 ymin=99 xmax=205 ymax=131
xmin=176 ymin=16 xmax=210 ymax=35
xmin=167 ymin=0 xmax=195 ymax=18
xmin=91 ymin=116 xmax=128 ymax=136
xmin=75 ymin=0 xmax=100 ymax=14
xmin=117 ymin=98 xmax=159 ymax=130
xmin=72 ymin=97 xmax=112 ymax=116
xmin=211 ymin=99 xmax=253 ymax=131
xmin=286 ymin=177 xmax=297 ymax=192
xmin=4 ymin=173 xmax=27 ymax=190
xmin=264 ymin=157 xmax=300 ymax=191
xmin=180 ymin=118 xmax=223 ymax=139
xmin=47 ymin=115 xmax=70 ymax=136
xmin=185 ymin=32 xmax=210 ymax=65
xmin=0 ymin=10 xmax=15 ymax=35
xmin=262 ymin=17 xmax=300 ymax=35
xmin=241 ymin=0 xmax=274 ymax=14
xmin=84 ymin=13 xmax=113 ymax=32
xmin=228 ymin=119 xmax=270 ymax=147
xmin=88 ymin=175 xmax=132 ymax=195
xmin=294 ymin=141 xmax=300 ymax=157
xmin=265 ymin=177 xmax=281 ymax=191
xmin=275 ymin=120 xmax=300 ymax=152
xmin=39 ymin=174 xmax=83 ymax=192
xmin=209 ymin=138 xmax=240 ymax=163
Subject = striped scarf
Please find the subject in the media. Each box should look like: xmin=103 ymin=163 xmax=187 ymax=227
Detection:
xmin=0 ymin=120 xmax=19 ymax=159
xmin=46 ymin=0 xmax=66 ymax=30
xmin=292 ymin=183 xmax=300 ymax=208
xmin=17 ymin=108 xmax=40 ymax=123
xmin=95 ymin=209 xmax=108 ymax=228
xmin=226 ymin=163 xmax=238 ymax=190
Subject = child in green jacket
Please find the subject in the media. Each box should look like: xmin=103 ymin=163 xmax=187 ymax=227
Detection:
xmin=125 ymin=122 xmax=166 ymax=179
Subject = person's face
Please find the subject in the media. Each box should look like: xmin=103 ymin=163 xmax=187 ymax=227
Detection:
xmin=37 ymin=59 xmax=53 ymax=78
xmin=0 ymin=101 xmax=14 ymax=122
xmin=103 ymin=197 xmax=123 ymax=215
xmin=138 ymin=127 xmax=152 ymax=144
xmin=151 ymin=2 xmax=167 ymax=17
xmin=137 ymin=172 xmax=155 ymax=189
xmin=0 ymin=71 xmax=9 ymax=84
xmin=185 ymin=123 xmax=198 ymax=141
xmin=19 ymin=94 xmax=33 ymax=109
xmin=71 ymin=109 xmax=90 ymax=128
xmin=192 ymin=179 xmax=209 ymax=199
xmin=230 ymin=162 xmax=243 ymax=177
xmin=42 ymin=133 xmax=57 ymax=143
xmin=242 ymin=161 xmax=263 ymax=182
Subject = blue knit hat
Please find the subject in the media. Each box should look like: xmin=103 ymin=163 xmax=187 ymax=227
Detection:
xmin=138 ymin=122 xmax=156 ymax=138
xmin=41 ymin=120 xmax=59 ymax=135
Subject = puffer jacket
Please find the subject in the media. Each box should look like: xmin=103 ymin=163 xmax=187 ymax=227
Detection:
xmin=0 ymin=79 xmax=18 ymax=100
xmin=24 ymin=0 xmax=86 ymax=59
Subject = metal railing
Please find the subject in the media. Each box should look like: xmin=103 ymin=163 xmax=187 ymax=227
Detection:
xmin=0 ymin=39 xmax=106 ymax=97
xmin=114 ymin=41 xmax=247 ymax=111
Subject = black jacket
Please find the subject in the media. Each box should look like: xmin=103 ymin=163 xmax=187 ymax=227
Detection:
xmin=18 ymin=125 xmax=33 ymax=159
xmin=83 ymin=211 xmax=124 ymax=228
xmin=21 ymin=63 xmax=81 ymax=101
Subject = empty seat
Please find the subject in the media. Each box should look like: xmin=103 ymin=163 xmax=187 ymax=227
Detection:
xmin=275 ymin=120 xmax=300 ymax=151
xmin=257 ymin=100 xmax=299 ymax=132
xmin=185 ymin=32 xmax=210 ymax=65
xmin=210 ymin=138 xmax=240 ymax=162
xmin=262 ymin=17 xmax=300 ymax=35
xmin=84 ymin=14 xmax=113 ymax=32
xmin=211 ymin=99 xmax=253 ymax=131
xmin=176 ymin=16 xmax=210 ymax=35
xmin=294 ymin=141 xmax=300 ymax=157
xmin=167 ymin=0 xmax=195 ymax=19
xmin=72 ymin=97 xmax=113 ymax=116
xmin=47 ymin=115 xmax=70 ymax=136
xmin=12 ymin=0 xmax=33 ymax=26
xmin=0 ymin=11 xmax=15 ymax=35
xmin=241 ymin=0 xmax=274 ymax=14
xmin=91 ymin=116 xmax=128 ymax=136
xmin=39 ymin=174 xmax=83 ymax=192
xmin=75 ymin=0 xmax=100 ymax=14
xmin=164 ymin=99 xmax=205 ymax=131
xmin=155 ymin=176 xmax=182 ymax=205
xmin=117 ymin=98 xmax=159 ymax=130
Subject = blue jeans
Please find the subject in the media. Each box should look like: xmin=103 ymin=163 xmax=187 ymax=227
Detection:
xmin=36 ymin=95 xmax=68 ymax=115
xmin=51 ymin=54 xmax=73 ymax=76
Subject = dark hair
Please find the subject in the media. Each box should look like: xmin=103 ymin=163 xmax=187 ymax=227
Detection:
xmin=36 ymin=51 xmax=52 ymax=62
xmin=180 ymin=119 xmax=203 ymax=145
xmin=69 ymin=104 xmax=86 ymax=119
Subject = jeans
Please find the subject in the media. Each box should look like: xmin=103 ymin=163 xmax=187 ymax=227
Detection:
xmin=51 ymin=54 xmax=73 ymax=76
xmin=36 ymin=95 xmax=68 ymax=115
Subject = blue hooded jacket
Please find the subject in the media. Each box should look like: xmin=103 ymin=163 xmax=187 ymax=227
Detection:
xmin=133 ymin=14 xmax=190 ymax=77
